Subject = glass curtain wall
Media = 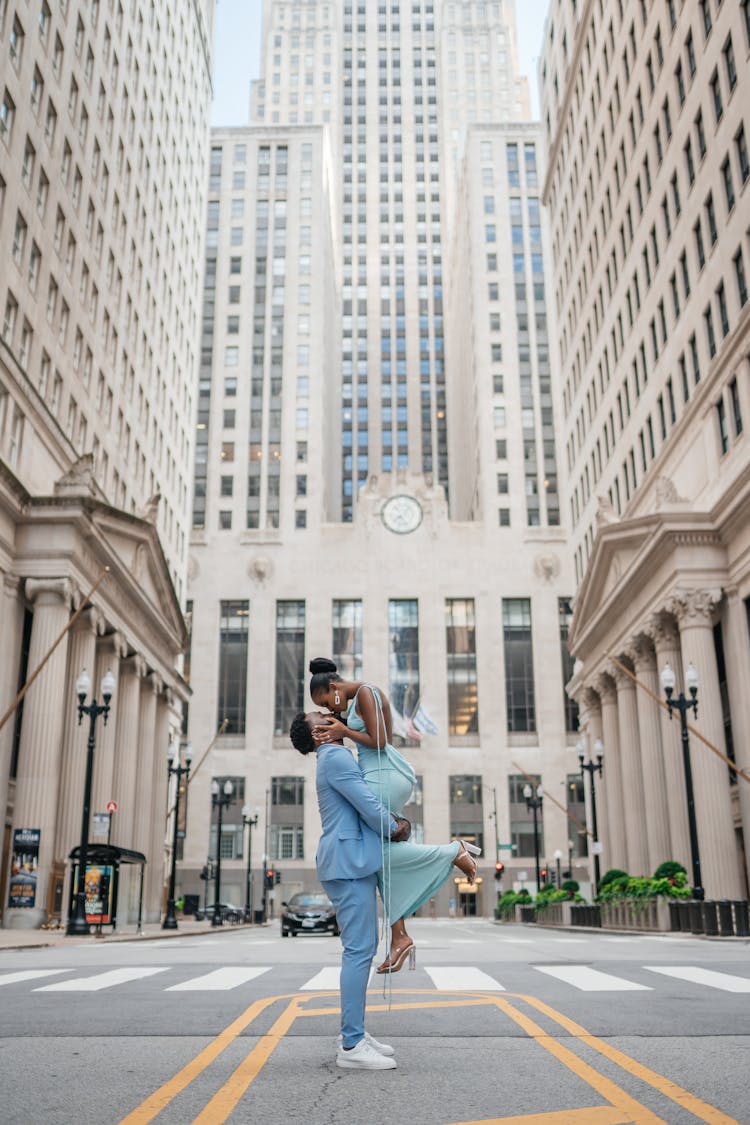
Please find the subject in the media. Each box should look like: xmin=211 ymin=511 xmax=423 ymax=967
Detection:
xmin=274 ymin=600 xmax=306 ymax=734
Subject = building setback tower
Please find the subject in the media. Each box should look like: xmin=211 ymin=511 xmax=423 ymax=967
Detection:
xmin=541 ymin=1 xmax=750 ymax=896
xmin=182 ymin=3 xmax=582 ymax=918
xmin=0 ymin=1 xmax=214 ymax=927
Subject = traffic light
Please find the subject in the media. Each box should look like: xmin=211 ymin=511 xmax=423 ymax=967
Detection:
xmin=265 ymin=868 xmax=275 ymax=889
xmin=540 ymin=867 xmax=548 ymax=884
xmin=274 ymin=871 xmax=282 ymax=885
xmin=494 ymin=862 xmax=505 ymax=882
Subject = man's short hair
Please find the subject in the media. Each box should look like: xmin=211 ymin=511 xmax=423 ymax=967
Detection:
xmin=290 ymin=712 xmax=315 ymax=755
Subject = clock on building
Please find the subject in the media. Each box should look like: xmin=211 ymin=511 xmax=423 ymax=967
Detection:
xmin=380 ymin=494 xmax=423 ymax=534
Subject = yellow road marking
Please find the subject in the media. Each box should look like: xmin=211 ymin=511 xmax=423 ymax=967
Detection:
xmin=446 ymin=1110 xmax=630 ymax=1125
xmin=117 ymin=993 xmax=292 ymax=1125
xmin=191 ymin=998 xmax=302 ymax=1125
xmin=519 ymin=994 xmax=744 ymax=1125
xmin=493 ymin=997 xmax=667 ymax=1125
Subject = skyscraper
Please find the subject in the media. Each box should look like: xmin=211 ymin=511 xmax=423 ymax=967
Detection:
xmin=182 ymin=2 xmax=581 ymax=917
xmin=541 ymin=0 xmax=750 ymax=896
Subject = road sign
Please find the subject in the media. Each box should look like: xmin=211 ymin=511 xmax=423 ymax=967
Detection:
xmin=92 ymin=813 xmax=110 ymax=839
xmin=518 ymin=871 xmax=528 ymax=881
xmin=591 ymin=841 xmax=603 ymax=855
xmin=106 ymin=801 xmax=118 ymax=814
xmin=498 ymin=843 xmax=516 ymax=850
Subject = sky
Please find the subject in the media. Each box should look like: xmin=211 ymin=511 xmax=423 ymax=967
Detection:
xmin=210 ymin=0 xmax=551 ymax=128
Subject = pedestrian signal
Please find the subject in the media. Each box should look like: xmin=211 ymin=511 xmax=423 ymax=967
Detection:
xmin=494 ymin=862 xmax=505 ymax=881
xmin=265 ymin=868 xmax=275 ymax=889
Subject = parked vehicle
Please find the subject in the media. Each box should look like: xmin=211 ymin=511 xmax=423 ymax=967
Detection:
xmin=195 ymin=902 xmax=243 ymax=924
xmin=280 ymin=891 xmax=339 ymax=937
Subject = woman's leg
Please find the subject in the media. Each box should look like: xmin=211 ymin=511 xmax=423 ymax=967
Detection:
xmin=375 ymin=916 xmax=414 ymax=974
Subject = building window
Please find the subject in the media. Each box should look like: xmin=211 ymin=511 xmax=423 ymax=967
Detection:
xmin=558 ymin=598 xmax=579 ymax=733
xmin=566 ymin=775 xmax=588 ymax=859
xmin=716 ymin=398 xmax=729 ymax=454
xmin=332 ymin=599 xmax=363 ymax=681
xmin=503 ymin=599 xmax=535 ymax=732
xmin=446 ymin=599 xmax=478 ymax=736
xmin=388 ymin=599 xmax=420 ymax=724
xmin=450 ymin=775 xmax=483 ymax=854
xmin=508 ymin=773 xmax=543 ymax=858
xmin=272 ymin=777 xmax=304 ymax=805
xmin=274 ymin=600 xmax=305 ymax=735
xmin=209 ymin=777 xmax=245 ymax=860
xmin=218 ymin=601 xmax=249 ymax=734
xmin=729 ymin=378 xmax=743 ymax=437
xmin=270 ymin=825 xmax=304 ymax=860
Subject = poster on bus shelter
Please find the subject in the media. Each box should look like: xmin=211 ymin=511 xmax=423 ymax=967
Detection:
xmin=7 ymin=828 xmax=41 ymax=908
xmin=72 ymin=863 xmax=114 ymax=924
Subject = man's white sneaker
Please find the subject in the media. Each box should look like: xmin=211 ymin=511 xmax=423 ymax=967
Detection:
xmin=335 ymin=1031 xmax=395 ymax=1057
xmin=336 ymin=1038 xmax=397 ymax=1070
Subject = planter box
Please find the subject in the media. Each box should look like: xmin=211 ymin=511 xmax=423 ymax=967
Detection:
xmin=599 ymin=896 xmax=671 ymax=931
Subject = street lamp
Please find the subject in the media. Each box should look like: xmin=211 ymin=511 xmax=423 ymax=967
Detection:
xmin=523 ymin=783 xmax=544 ymax=891
xmin=67 ymin=668 xmax=115 ymax=935
xmin=553 ymin=848 xmax=563 ymax=888
xmin=578 ymin=736 xmax=604 ymax=895
xmin=163 ymin=740 xmax=192 ymax=930
xmin=211 ymin=779 xmax=235 ymax=926
xmin=242 ymin=804 xmax=260 ymax=923
xmin=662 ymin=661 xmax=703 ymax=901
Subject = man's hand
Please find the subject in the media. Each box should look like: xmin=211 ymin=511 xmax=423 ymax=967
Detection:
xmin=390 ymin=815 xmax=411 ymax=843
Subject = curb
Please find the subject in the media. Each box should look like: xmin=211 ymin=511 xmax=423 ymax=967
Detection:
xmin=0 ymin=921 xmax=274 ymax=953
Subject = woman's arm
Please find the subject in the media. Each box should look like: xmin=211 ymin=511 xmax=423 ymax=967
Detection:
xmin=313 ymin=685 xmax=391 ymax=750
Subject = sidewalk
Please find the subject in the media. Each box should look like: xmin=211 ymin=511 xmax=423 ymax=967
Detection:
xmin=0 ymin=918 xmax=271 ymax=952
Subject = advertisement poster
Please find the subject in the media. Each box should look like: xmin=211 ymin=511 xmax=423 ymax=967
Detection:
xmin=73 ymin=863 xmax=114 ymax=924
xmin=7 ymin=828 xmax=41 ymax=909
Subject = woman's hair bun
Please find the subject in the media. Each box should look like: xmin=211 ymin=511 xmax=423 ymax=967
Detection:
xmin=309 ymin=657 xmax=337 ymax=675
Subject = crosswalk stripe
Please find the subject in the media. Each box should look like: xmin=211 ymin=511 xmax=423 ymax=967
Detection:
xmin=35 ymin=967 xmax=169 ymax=992
xmin=165 ymin=967 xmax=271 ymax=992
xmin=300 ymin=967 xmax=342 ymax=990
xmin=644 ymin=966 xmax=750 ymax=993
xmin=534 ymin=965 xmax=652 ymax=991
xmin=0 ymin=969 xmax=70 ymax=986
xmin=423 ymin=967 xmax=505 ymax=991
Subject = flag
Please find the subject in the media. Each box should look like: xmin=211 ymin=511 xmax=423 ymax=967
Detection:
xmin=405 ymin=714 xmax=423 ymax=741
xmin=390 ymin=706 xmax=410 ymax=740
xmin=412 ymin=701 xmax=439 ymax=736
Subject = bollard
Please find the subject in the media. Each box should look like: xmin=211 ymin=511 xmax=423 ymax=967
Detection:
xmin=689 ymin=899 xmax=704 ymax=934
xmin=668 ymin=900 xmax=681 ymax=931
xmin=732 ymin=900 xmax=750 ymax=937
xmin=717 ymin=901 xmax=734 ymax=937
xmin=701 ymin=900 xmax=719 ymax=936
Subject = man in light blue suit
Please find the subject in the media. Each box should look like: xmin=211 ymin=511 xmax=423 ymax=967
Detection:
xmin=290 ymin=711 xmax=410 ymax=1070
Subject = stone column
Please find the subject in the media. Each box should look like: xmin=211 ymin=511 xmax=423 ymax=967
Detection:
xmin=0 ymin=576 xmax=24 ymax=865
xmin=145 ymin=683 xmax=170 ymax=922
xmin=647 ymin=612 xmax=691 ymax=871
xmin=669 ymin=589 xmax=744 ymax=898
xmin=54 ymin=607 xmax=103 ymax=921
xmin=722 ymin=588 xmax=750 ymax=893
xmin=130 ymin=670 xmax=159 ymax=920
xmin=612 ymin=662 xmax=650 ymax=876
xmin=91 ymin=632 xmax=128 ymax=819
xmin=581 ymin=687 xmax=608 ymax=876
xmin=112 ymin=655 xmax=147 ymax=851
xmin=596 ymin=673 xmax=627 ymax=872
xmin=629 ymin=635 xmax=671 ymax=873
xmin=6 ymin=578 xmax=73 ymax=929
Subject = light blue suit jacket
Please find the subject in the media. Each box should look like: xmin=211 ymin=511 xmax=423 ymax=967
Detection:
xmin=315 ymin=742 xmax=397 ymax=882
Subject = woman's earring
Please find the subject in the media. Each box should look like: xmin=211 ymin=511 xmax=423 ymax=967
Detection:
xmin=334 ymin=690 xmax=341 ymax=707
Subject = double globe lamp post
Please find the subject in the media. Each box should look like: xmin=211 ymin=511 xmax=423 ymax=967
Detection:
xmin=163 ymin=740 xmax=192 ymax=930
xmin=211 ymin=779 xmax=234 ymax=926
xmin=523 ymin=783 xmax=544 ymax=891
xmin=67 ymin=667 xmax=116 ymax=936
xmin=242 ymin=805 xmax=260 ymax=923
xmin=661 ymin=661 xmax=703 ymax=900
xmin=578 ymin=736 xmax=604 ymax=895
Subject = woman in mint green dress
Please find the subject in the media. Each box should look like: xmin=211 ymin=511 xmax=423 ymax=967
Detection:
xmin=309 ymin=658 xmax=479 ymax=973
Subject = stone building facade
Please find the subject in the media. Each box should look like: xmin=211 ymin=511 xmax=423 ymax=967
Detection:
xmin=0 ymin=0 xmax=214 ymax=927
xmin=541 ymin=0 xmax=750 ymax=895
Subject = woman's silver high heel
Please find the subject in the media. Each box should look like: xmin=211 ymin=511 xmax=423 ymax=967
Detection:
xmin=455 ymin=840 xmax=480 ymax=884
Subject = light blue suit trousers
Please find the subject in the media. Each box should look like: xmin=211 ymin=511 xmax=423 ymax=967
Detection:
xmin=315 ymin=742 xmax=397 ymax=1048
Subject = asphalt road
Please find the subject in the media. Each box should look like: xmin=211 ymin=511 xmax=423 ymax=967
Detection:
xmin=0 ymin=918 xmax=748 ymax=1125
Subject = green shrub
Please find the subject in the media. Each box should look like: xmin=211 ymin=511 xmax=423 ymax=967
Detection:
xmin=561 ymin=879 xmax=579 ymax=896
xmin=599 ymin=868 xmax=628 ymax=888
xmin=653 ymin=860 xmax=687 ymax=881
